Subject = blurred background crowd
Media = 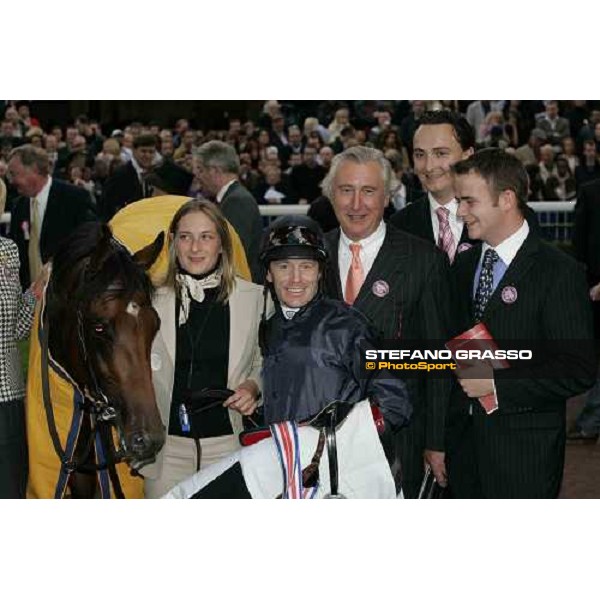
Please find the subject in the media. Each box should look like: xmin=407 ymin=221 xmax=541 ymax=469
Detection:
xmin=2 ymin=99 xmax=599 ymax=225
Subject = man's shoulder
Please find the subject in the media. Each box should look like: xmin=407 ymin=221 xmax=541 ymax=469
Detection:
xmin=51 ymin=178 xmax=90 ymax=200
xmin=579 ymin=178 xmax=600 ymax=201
xmin=10 ymin=195 xmax=29 ymax=214
xmin=314 ymin=296 xmax=373 ymax=329
xmin=225 ymin=180 xmax=255 ymax=200
xmin=389 ymin=194 xmax=428 ymax=225
xmin=324 ymin=227 xmax=340 ymax=244
xmin=106 ymin=162 xmax=135 ymax=182
xmin=533 ymin=236 xmax=579 ymax=269
xmin=384 ymin=221 xmax=441 ymax=257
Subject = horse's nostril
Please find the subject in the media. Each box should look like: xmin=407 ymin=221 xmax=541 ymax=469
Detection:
xmin=131 ymin=432 xmax=148 ymax=453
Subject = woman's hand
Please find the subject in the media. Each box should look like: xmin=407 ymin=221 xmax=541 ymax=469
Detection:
xmin=30 ymin=262 xmax=51 ymax=300
xmin=223 ymin=380 xmax=259 ymax=416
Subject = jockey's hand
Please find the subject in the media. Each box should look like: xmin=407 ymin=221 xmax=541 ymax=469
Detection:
xmin=223 ymin=380 xmax=259 ymax=416
xmin=424 ymin=449 xmax=448 ymax=488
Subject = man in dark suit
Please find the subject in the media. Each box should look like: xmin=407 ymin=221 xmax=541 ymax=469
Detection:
xmin=7 ymin=145 xmax=97 ymax=289
xmin=448 ymin=149 xmax=595 ymax=498
xmin=253 ymin=165 xmax=297 ymax=205
xmin=99 ymin=134 xmax=157 ymax=221
xmin=390 ymin=110 xmax=540 ymax=262
xmin=194 ymin=140 xmax=263 ymax=282
xmin=567 ymin=178 xmax=600 ymax=442
xmin=321 ymin=145 xmax=457 ymax=498
xmin=289 ymin=147 xmax=327 ymax=204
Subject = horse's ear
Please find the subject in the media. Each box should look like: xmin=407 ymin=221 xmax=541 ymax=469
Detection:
xmin=88 ymin=224 xmax=115 ymax=275
xmin=133 ymin=231 xmax=165 ymax=271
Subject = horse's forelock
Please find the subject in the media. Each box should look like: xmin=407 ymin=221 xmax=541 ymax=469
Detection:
xmin=51 ymin=224 xmax=153 ymax=307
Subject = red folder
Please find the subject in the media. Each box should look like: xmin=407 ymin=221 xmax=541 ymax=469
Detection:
xmin=446 ymin=323 xmax=509 ymax=414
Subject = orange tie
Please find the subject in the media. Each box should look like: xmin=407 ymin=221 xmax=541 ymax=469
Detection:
xmin=345 ymin=243 xmax=364 ymax=305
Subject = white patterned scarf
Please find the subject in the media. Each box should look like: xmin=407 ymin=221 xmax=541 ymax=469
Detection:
xmin=176 ymin=267 xmax=222 ymax=325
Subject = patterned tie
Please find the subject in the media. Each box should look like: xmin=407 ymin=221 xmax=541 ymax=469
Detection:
xmin=345 ymin=243 xmax=364 ymax=305
xmin=436 ymin=206 xmax=456 ymax=263
xmin=473 ymin=248 xmax=499 ymax=322
xmin=28 ymin=196 xmax=43 ymax=282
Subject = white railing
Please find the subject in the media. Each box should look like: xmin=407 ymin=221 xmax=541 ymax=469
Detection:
xmin=527 ymin=201 xmax=576 ymax=213
xmin=526 ymin=201 xmax=576 ymax=243
xmin=1 ymin=201 xmax=577 ymax=241
xmin=259 ymin=205 xmax=309 ymax=217
xmin=259 ymin=201 xmax=577 ymax=217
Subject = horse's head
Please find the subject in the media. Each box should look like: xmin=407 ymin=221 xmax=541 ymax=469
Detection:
xmin=48 ymin=222 xmax=166 ymax=471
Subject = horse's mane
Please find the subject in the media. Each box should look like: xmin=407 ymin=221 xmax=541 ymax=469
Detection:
xmin=51 ymin=222 xmax=153 ymax=304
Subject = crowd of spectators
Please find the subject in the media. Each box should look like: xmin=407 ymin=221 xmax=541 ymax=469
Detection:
xmin=2 ymin=100 xmax=600 ymax=223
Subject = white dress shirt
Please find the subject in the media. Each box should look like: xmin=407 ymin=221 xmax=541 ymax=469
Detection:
xmin=216 ymin=179 xmax=237 ymax=204
xmin=479 ymin=219 xmax=529 ymax=272
xmin=338 ymin=220 xmax=386 ymax=300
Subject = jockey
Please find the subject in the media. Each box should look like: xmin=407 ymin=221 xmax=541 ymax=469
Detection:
xmin=259 ymin=214 xmax=412 ymax=431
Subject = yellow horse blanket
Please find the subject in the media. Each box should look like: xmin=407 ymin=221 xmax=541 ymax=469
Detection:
xmin=26 ymin=294 xmax=144 ymax=498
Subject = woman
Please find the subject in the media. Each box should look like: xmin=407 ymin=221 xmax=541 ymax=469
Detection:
xmin=143 ymin=199 xmax=264 ymax=498
xmin=0 ymin=178 xmax=36 ymax=498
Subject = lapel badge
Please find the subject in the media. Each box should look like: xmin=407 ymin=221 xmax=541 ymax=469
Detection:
xmin=372 ymin=280 xmax=390 ymax=298
xmin=457 ymin=242 xmax=473 ymax=254
xmin=501 ymin=285 xmax=518 ymax=304
xmin=21 ymin=221 xmax=30 ymax=241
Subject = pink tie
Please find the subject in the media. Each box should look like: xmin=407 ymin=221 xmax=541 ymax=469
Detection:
xmin=436 ymin=206 xmax=456 ymax=263
xmin=345 ymin=243 xmax=364 ymax=305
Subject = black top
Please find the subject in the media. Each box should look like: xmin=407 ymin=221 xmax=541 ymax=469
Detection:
xmin=169 ymin=287 xmax=232 ymax=438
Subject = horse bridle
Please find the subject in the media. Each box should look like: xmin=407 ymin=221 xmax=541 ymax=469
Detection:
xmin=39 ymin=277 xmax=137 ymax=498
xmin=75 ymin=306 xmax=129 ymax=455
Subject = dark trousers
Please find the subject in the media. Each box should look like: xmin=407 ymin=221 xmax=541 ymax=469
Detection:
xmin=395 ymin=412 xmax=426 ymax=499
xmin=447 ymin=407 xmax=566 ymax=499
xmin=0 ymin=400 xmax=28 ymax=499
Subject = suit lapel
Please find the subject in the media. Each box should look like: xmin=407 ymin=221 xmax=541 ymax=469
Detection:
xmin=39 ymin=181 xmax=56 ymax=250
xmin=325 ymin=229 xmax=344 ymax=300
xmin=220 ymin=180 xmax=239 ymax=208
xmin=353 ymin=228 xmax=412 ymax=322
xmin=481 ymin=234 xmax=540 ymax=322
xmin=461 ymin=246 xmax=482 ymax=319
xmin=417 ymin=198 xmax=436 ymax=243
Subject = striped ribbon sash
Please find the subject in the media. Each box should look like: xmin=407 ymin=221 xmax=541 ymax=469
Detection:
xmin=270 ymin=421 xmax=318 ymax=499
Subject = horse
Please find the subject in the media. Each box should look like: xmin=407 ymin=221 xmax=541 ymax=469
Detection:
xmin=26 ymin=222 xmax=166 ymax=498
xmin=164 ymin=400 xmax=398 ymax=499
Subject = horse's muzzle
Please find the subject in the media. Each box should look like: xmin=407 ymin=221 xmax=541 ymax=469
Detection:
xmin=126 ymin=428 xmax=166 ymax=472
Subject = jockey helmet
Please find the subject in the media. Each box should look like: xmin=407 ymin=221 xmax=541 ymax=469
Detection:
xmin=260 ymin=215 xmax=328 ymax=266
